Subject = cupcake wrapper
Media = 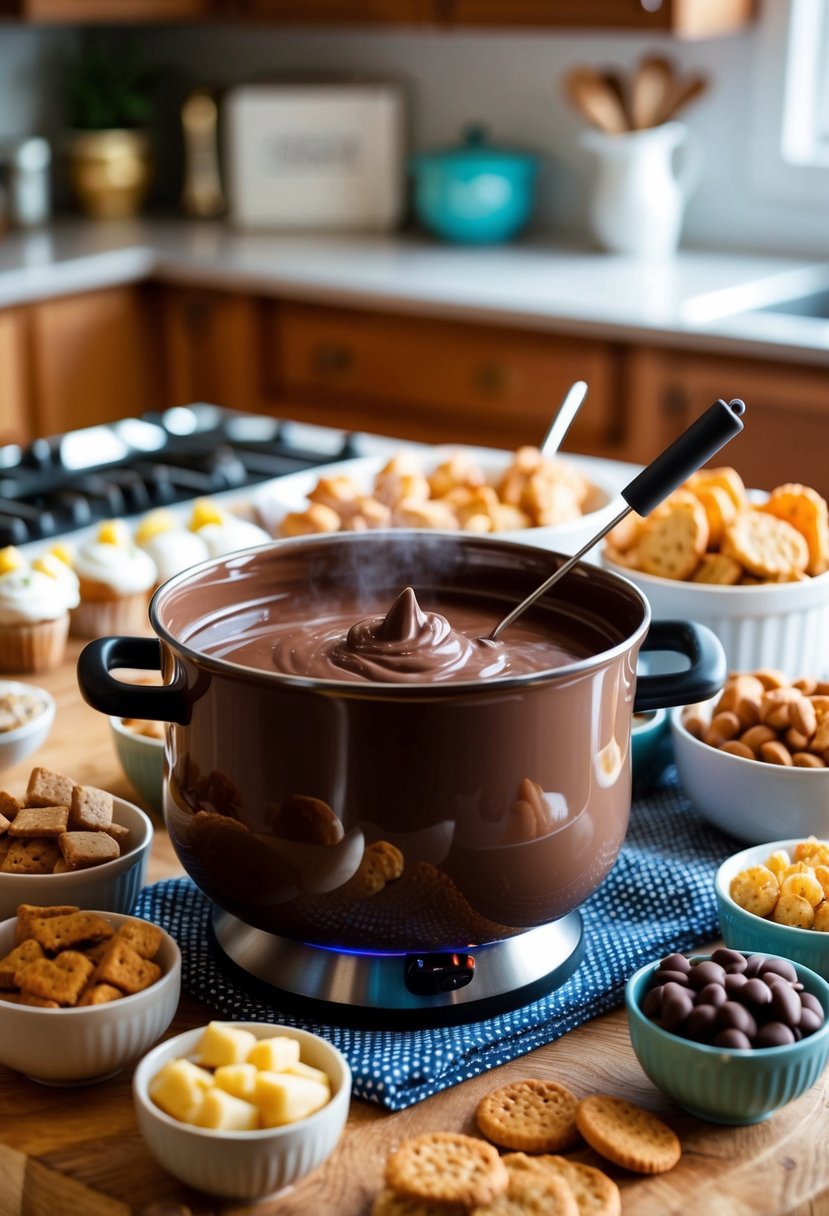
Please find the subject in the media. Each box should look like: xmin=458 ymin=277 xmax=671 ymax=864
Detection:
xmin=0 ymin=615 xmax=69 ymax=674
xmin=70 ymin=593 xmax=152 ymax=640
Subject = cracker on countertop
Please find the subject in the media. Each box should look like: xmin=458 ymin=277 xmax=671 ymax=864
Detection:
xmin=476 ymin=1078 xmax=581 ymax=1154
xmin=575 ymin=1094 xmax=681 ymax=1175
xmin=384 ymin=1132 xmax=509 ymax=1209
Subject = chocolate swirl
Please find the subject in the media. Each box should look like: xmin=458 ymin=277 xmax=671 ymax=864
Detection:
xmin=271 ymin=587 xmax=511 ymax=683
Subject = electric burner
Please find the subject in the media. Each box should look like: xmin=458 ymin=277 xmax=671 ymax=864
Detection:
xmin=210 ymin=908 xmax=584 ymax=1027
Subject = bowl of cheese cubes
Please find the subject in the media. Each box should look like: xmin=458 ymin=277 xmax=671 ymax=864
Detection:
xmin=132 ymin=1020 xmax=351 ymax=1200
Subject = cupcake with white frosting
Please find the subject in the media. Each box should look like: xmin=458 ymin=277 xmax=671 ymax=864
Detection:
xmin=135 ymin=509 xmax=210 ymax=588
xmin=0 ymin=545 xmax=80 ymax=672
xmin=188 ymin=498 xmax=271 ymax=558
xmin=70 ymin=520 xmax=157 ymax=639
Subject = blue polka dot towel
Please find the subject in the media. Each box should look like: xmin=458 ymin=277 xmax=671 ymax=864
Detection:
xmin=135 ymin=769 xmax=737 ymax=1112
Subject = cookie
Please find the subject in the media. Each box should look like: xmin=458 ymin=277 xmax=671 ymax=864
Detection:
xmin=476 ymin=1079 xmax=580 ymax=1153
xmin=29 ymin=911 xmax=115 ymax=953
xmin=78 ymin=982 xmax=124 ymax=1006
xmin=15 ymin=903 xmax=79 ymax=946
xmin=69 ymin=785 xmax=113 ymax=832
xmin=114 ymin=919 xmax=163 ymax=960
xmin=59 ymin=830 xmax=120 ymax=870
xmin=722 ymin=511 xmax=809 ymax=580
xmin=0 ymin=938 xmax=44 ymax=989
xmin=17 ymin=950 xmax=94 ymax=1006
xmin=2 ymin=838 xmax=61 ymax=874
xmin=470 ymin=1155 xmax=579 ymax=1216
xmin=504 ymin=1154 xmax=621 ymax=1216
xmin=370 ymin=1189 xmax=466 ymax=1216
xmin=92 ymin=938 xmax=161 ymax=995
xmin=8 ymin=806 xmax=69 ymax=838
xmin=384 ymin=1132 xmax=508 ymax=1208
xmin=760 ymin=483 xmax=829 ymax=576
xmin=0 ymin=791 xmax=21 ymax=821
xmin=25 ymin=767 xmax=74 ymax=809
xmin=575 ymin=1094 xmax=681 ymax=1174
xmin=693 ymin=484 xmax=738 ymax=550
xmin=691 ymin=553 xmax=742 ymax=585
xmin=638 ymin=499 xmax=709 ymax=580
xmin=104 ymin=821 xmax=131 ymax=851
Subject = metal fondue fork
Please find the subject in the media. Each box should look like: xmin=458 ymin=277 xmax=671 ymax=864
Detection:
xmin=488 ymin=397 xmax=746 ymax=641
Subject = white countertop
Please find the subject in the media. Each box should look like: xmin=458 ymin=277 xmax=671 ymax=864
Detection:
xmin=2 ymin=219 xmax=829 ymax=363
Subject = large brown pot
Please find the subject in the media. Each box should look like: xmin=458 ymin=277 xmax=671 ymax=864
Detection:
xmin=78 ymin=533 xmax=723 ymax=952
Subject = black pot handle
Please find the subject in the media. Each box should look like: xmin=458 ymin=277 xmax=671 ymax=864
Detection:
xmin=634 ymin=621 xmax=725 ymax=713
xmin=77 ymin=636 xmax=190 ymax=724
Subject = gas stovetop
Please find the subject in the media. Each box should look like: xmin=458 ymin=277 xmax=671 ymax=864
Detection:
xmin=0 ymin=405 xmax=376 ymax=548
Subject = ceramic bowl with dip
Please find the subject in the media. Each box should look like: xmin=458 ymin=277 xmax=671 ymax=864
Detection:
xmin=0 ymin=680 xmax=55 ymax=773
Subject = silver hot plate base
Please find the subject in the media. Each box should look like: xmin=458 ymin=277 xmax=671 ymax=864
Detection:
xmin=210 ymin=908 xmax=584 ymax=1024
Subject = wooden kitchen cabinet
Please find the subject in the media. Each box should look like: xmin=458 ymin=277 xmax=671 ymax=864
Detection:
xmin=0 ymin=0 xmax=213 ymax=20
xmin=161 ymin=287 xmax=264 ymax=413
xmin=229 ymin=0 xmax=435 ymax=21
xmin=0 ymin=308 xmax=32 ymax=445
xmin=28 ymin=285 xmax=163 ymax=436
xmin=625 ymin=346 xmax=829 ymax=497
xmin=444 ymin=0 xmax=755 ymax=36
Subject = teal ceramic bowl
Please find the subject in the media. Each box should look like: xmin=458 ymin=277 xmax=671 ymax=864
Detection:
xmin=715 ymin=839 xmax=829 ymax=980
xmin=109 ymin=715 xmax=164 ymax=818
xmin=626 ymin=954 xmax=829 ymax=1124
xmin=631 ymin=707 xmax=670 ymax=788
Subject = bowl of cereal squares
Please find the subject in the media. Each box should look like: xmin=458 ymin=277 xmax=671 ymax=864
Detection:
xmin=133 ymin=1020 xmax=351 ymax=1200
xmin=671 ymin=669 xmax=829 ymax=843
xmin=627 ymin=947 xmax=829 ymax=1124
xmin=603 ymin=470 xmax=829 ymax=676
xmin=0 ymin=680 xmax=55 ymax=774
xmin=109 ymin=713 xmax=164 ymax=817
xmin=0 ymin=765 xmax=153 ymax=920
xmin=253 ymin=444 xmax=625 ymax=560
xmin=0 ymin=905 xmax=180 ymax=1083
xmin=715 ymin=838 xmax=829 ymax=980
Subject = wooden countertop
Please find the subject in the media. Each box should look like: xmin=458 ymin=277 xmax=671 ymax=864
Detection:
xmin=1 ymin=642 xmax=827 ymax=1216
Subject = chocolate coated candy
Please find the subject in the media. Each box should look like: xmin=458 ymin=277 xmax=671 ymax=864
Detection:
xmin=759 ymin=957 xmax=798 ymax=983
xmin=770 ymin=982 xmax=802 ymax=1027
xmin=711 ymin=947 xmax=748 ymax=973
xmin=695 ymin=982 xmax=727 ymax=1007
xmin=724 ymin=972 xmax=749 ymax=996
xmin=685 ymin=1004 xmax=718 ymax=1040
xmin=688 ymin=960 xmax=726 ymax=990
xmin=642 ymin=986 xmax=664 ymax=1018
xmin=743 ymin=954 xmax=767 ymax=978
xmin=659 ymin=982 xmax=694 ymax=1031
xmin=742 ymin=977 xmax=773 ymax=1006
xmin=714 ymin=1028 xmax=752 ymax=1050
xmin=755 ymin=1021 xmax=796 ymax=1048
xmin=801 ymin=991 xmax=825 ymax=1021
xmin=653 ymin=968 xmax=691 ymax=987
xmin=716 ymin=1000 xmax=758 ymax=1038
xmin=659 ymin=953 xmax=692 ymax=973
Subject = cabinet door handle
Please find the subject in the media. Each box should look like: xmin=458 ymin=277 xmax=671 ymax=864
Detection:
xmin=472 ymin=361 xmax=511 ymax=398
xmin=311 ymin=343 xmax=354 ymax=377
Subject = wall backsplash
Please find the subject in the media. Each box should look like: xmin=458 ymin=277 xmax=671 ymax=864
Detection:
xmin=0 ymin=16 xmax=824 ymax=260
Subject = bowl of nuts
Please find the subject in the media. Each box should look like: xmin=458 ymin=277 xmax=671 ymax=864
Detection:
xmin=626 ymin=947 xmax=829 ymax=1124
xmin=603 ymin=471 xmax=829 ymax=677
xmin=670 ymin=669 xmax=829 ymax=843
xmin=715 ymin=838 xmax=829 ymax=979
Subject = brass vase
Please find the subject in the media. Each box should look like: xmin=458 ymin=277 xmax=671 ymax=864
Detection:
xmin=67 ymin=129 xmax=153 ymax=220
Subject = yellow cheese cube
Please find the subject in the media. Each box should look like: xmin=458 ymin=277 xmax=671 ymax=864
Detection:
xmin=246 ymin=1036 xmax=301 ymax=1073
xmin=280 ymin=1060 xmax=331 ymax=1089
xmin=97 ymin=519 xmax=130 ymax=546
xmin=197 ymin=1022 xmax=258 ymax=1068
xmin=254 ymin=1071 xmax=330 ymax=1128
xmin=214 ymin=1063 xmax=258 ymax=1102
xmin=148 ymin=1058 xmax=214 ymax=1124
xmin=135 ymin=509 xmax=176 ymax=543
xmin=0 ymin=546 xmax=23 ymax=574
xmin=190 ymin=498 xmax=224 ymax=531
xmin=195 ymin=1087 xmax=259 ymax=1131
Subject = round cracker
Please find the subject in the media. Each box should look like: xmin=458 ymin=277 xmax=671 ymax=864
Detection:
xmin=638 ymin=500 xmax=709 ymax=581
xmin=693 ymin=483 xmax=737 ymax=549
xmin=476 ymin=1078 xmax=580 ymax=1153
xmin=575 ymin=1095 xmax=681 ymax=1175
xmin=471 ymin=1155 xmax=579 ymax=1216
xmin=722 ymin=510 xmax=809 ymax=580
xmin=687 ymin=466 xmax=748 ymax=511
xmin=371 ymin=1188 xmax=467 ymax=1216
xmin=504 ymin=1153 xmax=621 ymax=1216
xmin=385 ymin=1133 xmax=508 ymax=1208
xmin=760 ymin=483 xmax=829 ymax=576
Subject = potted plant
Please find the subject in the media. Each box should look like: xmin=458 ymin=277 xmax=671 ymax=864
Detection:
xmin=64 ymin=35 xmax=156 ymax=220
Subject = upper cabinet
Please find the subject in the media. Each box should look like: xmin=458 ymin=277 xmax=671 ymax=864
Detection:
xmin=0 ymin=0 xmax=213 ymax=21
xmin=0 ymin=0 xmax=755 ymax=30
xmin=442 ymin=0 xmax=756 ymax=36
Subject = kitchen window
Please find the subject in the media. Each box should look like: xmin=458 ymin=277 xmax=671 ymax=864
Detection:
xmin=752 ymin=0 xmax=829 ymax=203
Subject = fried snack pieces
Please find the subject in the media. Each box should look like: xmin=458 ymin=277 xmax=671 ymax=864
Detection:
xmin=279 ymin=447 xmax=601 ymax=538
xmin=0 ymin=905 xmax=164 ymax=1007
xmin=605 ymin=469 xmax=828 ymax=584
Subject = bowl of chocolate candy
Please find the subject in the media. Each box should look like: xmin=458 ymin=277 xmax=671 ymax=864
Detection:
xmin=626 ymin=947 xmax=829 ymax=1124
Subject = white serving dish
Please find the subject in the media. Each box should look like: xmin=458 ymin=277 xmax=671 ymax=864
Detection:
xmin=0 ymin=910 xmax=180 ymax=1084
xmin=133 ymin=1022 xmax=351 ymax=1200
xmin=253 ymin=446 xmax=627 ymax=562
xmin=603 ymin=555 xmax=829 ymax=679
xmin=671 ymin=701 xmax=829 ymax=843
xmin=0 ymin=680 xmax=55 ymax=773
xmin=0 ymin=795 xmax=153 ymax=921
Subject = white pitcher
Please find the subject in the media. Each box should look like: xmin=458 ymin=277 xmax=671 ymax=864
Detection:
xmin=581 ymin=121 xmax=701 ymax=258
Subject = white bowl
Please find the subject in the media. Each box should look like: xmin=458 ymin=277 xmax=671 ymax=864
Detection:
xmin=671 ymin=702 xmax=829 ymax=843
xmin=253 ymin=447 xmax=626 ymax=561
xmin=109 ymin=715 xmax=164 ymax=817
xmin=0 ymin=910 xmax=180 ymax=1084
xmin=0 ymin=795 xmax=153 ymax=921
xmin=0 ymin=681 xmax=55 ymax=773
xmin=603 ymin=555 xmax=829 ymax=679
xmin=133 ymin=1022 xmax=351 ymax=1200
